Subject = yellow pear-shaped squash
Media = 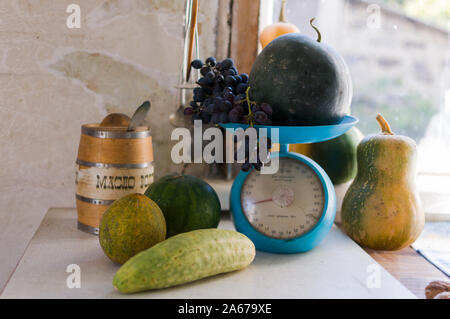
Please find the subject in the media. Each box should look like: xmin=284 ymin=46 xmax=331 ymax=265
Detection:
xmin=341 ymin=114 xmax=424 ymax=250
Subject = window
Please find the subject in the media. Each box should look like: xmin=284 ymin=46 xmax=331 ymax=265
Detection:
xmin=265 ymin=0 xmax=450 ymax=218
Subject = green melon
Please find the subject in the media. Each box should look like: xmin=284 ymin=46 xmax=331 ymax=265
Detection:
xmin=99 ymin=193 xmax=166 ymax=264
xmin=249 ymin=33 xmax=352 ymax=126
xmin=144 ymin=174 xmax=221 ymax=237
xmin=290 ymin=127 xmax=364 ymax=184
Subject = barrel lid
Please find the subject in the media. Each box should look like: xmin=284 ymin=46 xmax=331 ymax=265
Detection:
xmin=81 ymin=123 xmax=151 ymax=139
xmin=82 ymin=113 xmax=151 ymax=138
xmin=100 ymin=113 xmax=131 ymax=127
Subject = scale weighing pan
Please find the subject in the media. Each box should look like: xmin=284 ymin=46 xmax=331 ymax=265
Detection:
xmin=221 ymin=115 xmax=358 ymax=144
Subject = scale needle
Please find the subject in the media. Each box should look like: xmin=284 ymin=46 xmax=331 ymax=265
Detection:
xmin=252 ymin=199 xmax=273 ymax=205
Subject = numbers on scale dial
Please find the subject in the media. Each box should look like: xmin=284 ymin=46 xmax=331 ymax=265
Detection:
xmin=241 ymin=157 xmax=325 ymax=240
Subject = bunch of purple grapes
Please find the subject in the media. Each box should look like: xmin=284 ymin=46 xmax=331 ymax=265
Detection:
xmin=235 ymin=134 xmax=272 ymax=172
xmin=184 ymin=57 xmax=273 ymax=125
xmin=185 ymin=57 xmax=273 ymax=172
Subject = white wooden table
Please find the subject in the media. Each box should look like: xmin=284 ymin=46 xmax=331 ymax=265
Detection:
xmin=1 ymin=208 xmax=416 ymax=299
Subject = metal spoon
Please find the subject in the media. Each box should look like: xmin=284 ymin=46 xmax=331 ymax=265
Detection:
xmin=128 ymin=101 xmax=151 ymax=131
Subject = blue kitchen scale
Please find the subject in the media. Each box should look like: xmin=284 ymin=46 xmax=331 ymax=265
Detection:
xmin=221 ymin=115 xmax=358 ymax=254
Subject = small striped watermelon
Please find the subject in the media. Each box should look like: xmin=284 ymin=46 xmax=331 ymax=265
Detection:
xmin=144 ymin=174 xmax=221 ymax=237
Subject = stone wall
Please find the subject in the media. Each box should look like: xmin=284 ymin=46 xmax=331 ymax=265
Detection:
xmin=0 ymin=0 xmax=218 ymax=290
xmin=337 ymin=0 xmax=448 ymax=142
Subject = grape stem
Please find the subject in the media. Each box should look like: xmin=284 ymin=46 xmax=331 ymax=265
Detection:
xmin=245 ymin=86 xmax=257 ymax=127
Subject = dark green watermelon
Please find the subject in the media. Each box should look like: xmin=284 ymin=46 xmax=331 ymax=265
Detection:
xmin=304 ymin=127 xmax=363 ymax=184
xmin=144 ymin=174 xmax=221 ymax=237
xmin=249 ymin=33 xmax=352 ymax=126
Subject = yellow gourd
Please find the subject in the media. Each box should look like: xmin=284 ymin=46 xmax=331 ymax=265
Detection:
xmin=341 ymin=115 xmax=424 ymax=250
xmin=260 ymin=0 xmax=300 ymax=49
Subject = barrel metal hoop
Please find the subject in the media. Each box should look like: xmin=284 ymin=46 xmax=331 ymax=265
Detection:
xmin=81 ymin=126 xmax=151 ymax=139
xmin=76 ymin=159 xmax=153 ymax=169
xmin=76 ymin=194 xmax=115 ymax=206
xmin=77 ymin=222 xmax=99 ymax=235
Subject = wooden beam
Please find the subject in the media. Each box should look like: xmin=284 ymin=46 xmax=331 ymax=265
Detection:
xmin=215 ymin=0 xmax=232 ymax=61
xmin=230 ymin=0 xmax=260 ymax=74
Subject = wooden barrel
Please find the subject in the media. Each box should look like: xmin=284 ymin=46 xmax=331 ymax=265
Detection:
xmin=75 ymin=123 xmax=154 ymax=234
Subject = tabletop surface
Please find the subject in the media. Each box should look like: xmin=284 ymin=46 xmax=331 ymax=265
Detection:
xmin=364 ymin=246 xmax=449 ymax=298
xmin=1 ymin=208 xmax=416 ymax=299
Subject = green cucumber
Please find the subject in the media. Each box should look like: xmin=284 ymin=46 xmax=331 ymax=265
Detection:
xmin=113 ymin=229 xmax=255 ymax=293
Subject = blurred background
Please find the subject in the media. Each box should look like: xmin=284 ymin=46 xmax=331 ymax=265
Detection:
xmin=274 ymin=0 xmax=450 ymax=218
xmin=0 ymin=0 xmax=448 ymax=291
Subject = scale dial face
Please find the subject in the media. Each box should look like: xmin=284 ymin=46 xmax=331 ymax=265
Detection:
xmin=241 ymin=157 xmax=325 ymax=240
